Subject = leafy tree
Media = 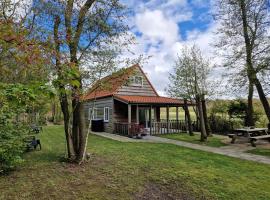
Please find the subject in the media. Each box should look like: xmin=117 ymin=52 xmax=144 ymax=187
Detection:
xmin=168 ymin=45 xmax=213 ymax=141
xmin=214 ymin=0 xmax=270 ymax=126
xmin=0 ymin=83 xmax=52 ymax=173
xmin=0 ymin=3 xmax=52 ymax=172
xmin=31 ymin=0 xmax=133 ymax=163
xmin=228 ymin=100 xmax=247 ymax=119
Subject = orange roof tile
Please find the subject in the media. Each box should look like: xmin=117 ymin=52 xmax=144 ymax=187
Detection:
xmin=114 ymin=95 xmax=192 ymax=105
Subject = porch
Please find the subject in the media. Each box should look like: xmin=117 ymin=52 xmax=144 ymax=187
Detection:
xmin=113 ymin=96 xmax=198 ymax=136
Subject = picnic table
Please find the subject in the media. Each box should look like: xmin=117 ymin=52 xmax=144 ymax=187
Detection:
xmin=228 ymin=128 xmax=270 ymax=147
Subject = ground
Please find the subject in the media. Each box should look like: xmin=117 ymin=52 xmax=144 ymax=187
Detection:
xmin=1 ymin=126 xmax=270 ymax=200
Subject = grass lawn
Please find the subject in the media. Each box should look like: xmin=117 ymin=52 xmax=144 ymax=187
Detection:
xmin=246 ymin=148 xmax=270 ymax=157
xmin=1 ymin=126 xmax=270 ymax=200
xmin=158 ymin=133 xmax=227 ymax=147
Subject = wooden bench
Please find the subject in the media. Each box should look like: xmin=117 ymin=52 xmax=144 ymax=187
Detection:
xmin=228 ymin=134 xmax=237 ymax=144
xmin=250 ymin=135 xmax=270 ymax=147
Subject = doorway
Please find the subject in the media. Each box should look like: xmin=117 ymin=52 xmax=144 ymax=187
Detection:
xmin=139 ymin=107 xmax=149 ymax=128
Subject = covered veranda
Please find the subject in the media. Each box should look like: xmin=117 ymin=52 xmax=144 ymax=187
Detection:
xmin=113 ymin=95 xmax=197 ymax=136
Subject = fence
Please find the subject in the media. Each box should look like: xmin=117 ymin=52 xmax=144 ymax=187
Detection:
xmin=114 ymin=120 xmax=199 ymax=136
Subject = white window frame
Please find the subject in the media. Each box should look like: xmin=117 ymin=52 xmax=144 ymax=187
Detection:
xmin=104 ymin=107 xmax=109 ymax=122
xmin=132 ymin=76 xmax=143 ymax=87
xmin=88 ymin=107 xmax=97 ymax=120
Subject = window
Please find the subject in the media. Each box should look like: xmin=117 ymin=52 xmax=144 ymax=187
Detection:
xmin=88 ymin=107 xmax=97 ymax=120
xmin=104 ymin=107 xmax=109 ymax=122
xmin=132 ymin=76 xmax=143 ymax=87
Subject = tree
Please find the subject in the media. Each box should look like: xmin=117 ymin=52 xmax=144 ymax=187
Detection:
xmin=214 ymin=0 xmax=270 ymax=126
xmin=0 ymin=2 xmax=52 ymax=172
xmin=168 ymin=45 xmax=212 ymax=141
xmin=33 ymin=0 xmax=132 ymax=163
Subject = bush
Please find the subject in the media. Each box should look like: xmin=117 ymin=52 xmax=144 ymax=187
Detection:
xmin=209 ymin=115 xmax=235 ymax=134
xmin=0 ymin=123 xmax=27 ymax=174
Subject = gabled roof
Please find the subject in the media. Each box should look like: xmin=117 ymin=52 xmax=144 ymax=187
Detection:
xmin=83 ymin=64 xmax=158 ymax=100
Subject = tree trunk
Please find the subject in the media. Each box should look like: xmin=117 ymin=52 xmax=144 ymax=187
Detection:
xmin=253 ymin=77 xmax=270 ymax=122
xmin=54 ymin=15 xmax=75 ymax=159
xmin=60 ymin=94 xmax=75 ymax=159
xmin=51 ymin=101 xmax=56 ymax=123
xmin=246 ymin=81 xmax=255 ymax=126
xmin=196 ymin=95 xmax=207 ymax=142
xmin=184 ymin=98 xmax=193 ymax=136
xmin=201 ymin=94 xmax=211 ymax=136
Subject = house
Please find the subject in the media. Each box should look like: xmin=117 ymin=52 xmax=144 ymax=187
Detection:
xmin=83 ymin=64 xmax=194 ymax=136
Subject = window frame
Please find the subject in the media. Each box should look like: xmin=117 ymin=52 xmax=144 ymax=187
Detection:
xmin=104 ymin=107 xmax=110 ymax=122
xmin=88 ymin=107 xmax=97 ymax=120
xmin=132 ymin=76 xmax=143 ymax=87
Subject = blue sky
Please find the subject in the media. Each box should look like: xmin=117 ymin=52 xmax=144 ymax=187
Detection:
xmin=120 ymin=0 xmax=220 ymax=96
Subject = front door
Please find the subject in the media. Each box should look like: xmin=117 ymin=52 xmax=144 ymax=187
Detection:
xmin=139 ymin=108 xmax=149 ymax=128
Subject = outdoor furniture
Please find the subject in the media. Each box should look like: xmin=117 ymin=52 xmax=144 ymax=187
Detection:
xmin=24 ymin=135 xmax=42 ymax=151
xmin=250 ymin=135 xmax=270 ymax=147
xmin=30 ymin=124 xmax=43 ymax=134
xmin=228 ymin=128 xmax=269 ymax=146
xmin=228 ymin=134 xmax=237 ymax=144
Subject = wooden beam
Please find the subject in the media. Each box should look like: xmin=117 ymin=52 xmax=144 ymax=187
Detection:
xmin=156 ymin=107 xmax=160 ymax=122
xmin=166 ymin=106 xmax=169 ymax=134
xmin=184 ymin=98 xmax=193 ymax=135
xmin=136 ymin=105 xmax=139 ymax=124
xmin=128 ymin=104 xmax=131 ymax=135
xmin=176 ymin=106 xmax=179 ymax=131
xmin=149 ymin=106 xmax=152 ymax=135
xmin=176 ymin=107 xmax=179 ymax=121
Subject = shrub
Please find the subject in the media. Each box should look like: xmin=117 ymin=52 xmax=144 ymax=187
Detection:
xmin=0 ymin=124 xmax=27 ymax=174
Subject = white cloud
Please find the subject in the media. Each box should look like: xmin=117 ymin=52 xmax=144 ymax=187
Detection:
xmin=135 ymin=9 xmax=180 ymax=46
xmin=121 ymin=1 xmax=226 ymax=97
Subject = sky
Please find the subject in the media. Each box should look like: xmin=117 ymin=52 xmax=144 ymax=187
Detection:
xmin=14 ymin=0 xmax=225 ymax=97
xmin=120 ymin=0 xmax=222 ymax=97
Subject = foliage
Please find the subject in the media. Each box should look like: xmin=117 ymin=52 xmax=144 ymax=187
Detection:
xmin=0 ymin=123 xmax=27 ymax=174
xmin=208 ymin=115 xmax=236 ymax=133
xmin=0 ymin=21 xmax=50 ymax=85
xmin=228 ymin=99 xmax=260 ymax=126
xmin=228 ymin=100 xmax=247 ymax=119
xmin=208 ymin=100 xmax=229 ymax=116
xmin=168 ymin=45 xmax=212 ymax=100
xmin=0 ymin=83 xmax=53 ymax=173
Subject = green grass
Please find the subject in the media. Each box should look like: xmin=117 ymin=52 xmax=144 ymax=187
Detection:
xmin=160 ymin=107 xmax=197 ymax=120
xmin=158 ymin=133 xmax=227 ymax=147
xmin=246 ymin=148 xmax=270 ymax=157
xmin=1 ymin=126 xmax=270 ymax=200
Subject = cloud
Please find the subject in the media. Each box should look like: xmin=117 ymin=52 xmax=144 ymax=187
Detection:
xmin=121 ymin=0 xmax=224 ymax=97
xmin=135 ymin=9 xmax=180 ymax=46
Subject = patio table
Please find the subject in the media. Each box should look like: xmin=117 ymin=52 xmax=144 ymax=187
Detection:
xmin=228 ymin=128 xmax=269 ymax=146
xmin=234 ymin=128 xmax=268 ymax=137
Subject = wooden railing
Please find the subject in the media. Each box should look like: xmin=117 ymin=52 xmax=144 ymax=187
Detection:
xmin=114 ymin=122 xmax=141 ymax=136
xmin=114 ymin=120 xmax=199 ymax=136
xmin=151 ymin=120 xmax=186 ymax=135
